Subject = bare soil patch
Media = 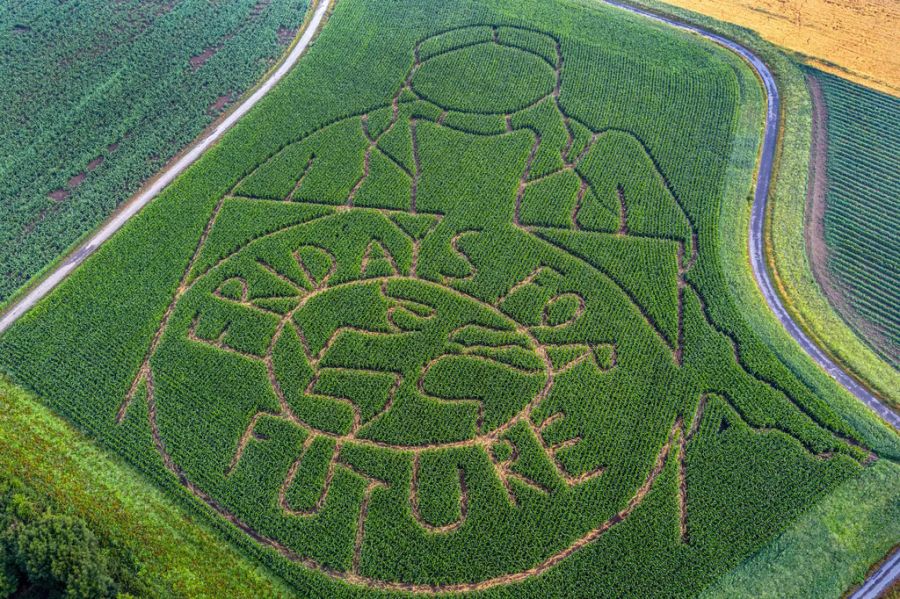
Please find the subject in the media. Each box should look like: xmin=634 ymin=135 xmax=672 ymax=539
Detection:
xmin=48 ymin=189 xmax=69 ymax=202
xmin=805 ymin=75 xmax=832 ymax=300
xmin=251 ymin=0 xmax=272 ymax=18
xmin=207 ymin=92 xmax=234 ymax=115
xmin=190 ymin=46 xmax=219 ymax=70
xmin=662 ymin=0 xmax=900 ymax=94
xmin=277 ymin=26 xmax=296 ymax=45
xmin=67 ymin=172 xmax=87 ymax=188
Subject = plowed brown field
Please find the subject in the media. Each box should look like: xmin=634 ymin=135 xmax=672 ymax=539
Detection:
xmin=660 ymin=0 xmax=899 ymax=94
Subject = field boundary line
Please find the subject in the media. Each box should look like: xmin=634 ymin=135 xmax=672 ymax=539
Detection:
xmin=0 ymin=0 xmax=332 ymax=335
xmin=602 ymin=0 xmax=900 ymax=433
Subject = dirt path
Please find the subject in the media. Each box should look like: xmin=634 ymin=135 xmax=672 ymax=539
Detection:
xmin=805 ymin=75 xmax=831 ymax=297
xmin=0 ymin=0 xmax=331 ymax=335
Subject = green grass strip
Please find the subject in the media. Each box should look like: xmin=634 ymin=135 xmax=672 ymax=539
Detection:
xmin=701 ymin=458 xmax=900 ymax=598
xmin=0 ymin=377 xmax=290 ymax=598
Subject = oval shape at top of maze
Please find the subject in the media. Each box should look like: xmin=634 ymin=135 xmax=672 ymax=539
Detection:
xmin=412 ymin=41 xmax=556 ymax=114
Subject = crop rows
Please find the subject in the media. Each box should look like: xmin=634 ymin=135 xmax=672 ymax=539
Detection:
xmin=0 ymin=0 xmax=311 ymax=302
xmin=813 ymin=69 xmax=900 ymax=363
xmin=0 ymin=1 xmax=885 ymax=596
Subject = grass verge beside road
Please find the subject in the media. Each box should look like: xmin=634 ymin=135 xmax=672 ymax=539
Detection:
xmin=701 ymin=459 xmax=900 ymax=598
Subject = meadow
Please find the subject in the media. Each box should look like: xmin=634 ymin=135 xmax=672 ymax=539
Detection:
xmin=0 ymin=0 xmax=309 ymax=304
xmin=1 ymin=0 xmax=897 ymax=595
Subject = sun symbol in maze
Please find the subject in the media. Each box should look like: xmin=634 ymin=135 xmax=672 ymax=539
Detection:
xmin=110 ymin=23 xmax=859 ymax=591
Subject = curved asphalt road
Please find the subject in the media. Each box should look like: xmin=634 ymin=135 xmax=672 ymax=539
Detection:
xmin=0 ymin=0 xmax=896 ymax=595
xmin=0 ymin=0 xmax=330 ymax=335
xmin=849 ymin=549 xmax=900 ymax=599
xmin=602 ymin=0 xmax=900 ymax=432
xmin=602 ymin=2 xmax=900 ymax=597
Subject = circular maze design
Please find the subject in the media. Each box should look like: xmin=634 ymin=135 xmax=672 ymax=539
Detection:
xmin=113 ymin=24 xmax=867 ymax=591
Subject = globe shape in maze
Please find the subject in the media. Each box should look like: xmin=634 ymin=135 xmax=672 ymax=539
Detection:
xmin=279 ymin=276 xmax=551 ymax=448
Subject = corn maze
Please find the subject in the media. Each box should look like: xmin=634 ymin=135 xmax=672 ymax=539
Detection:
xmin=0 ymin=1 xmax=891 ymax=596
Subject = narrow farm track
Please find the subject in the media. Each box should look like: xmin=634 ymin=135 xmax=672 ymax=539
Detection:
xmin=602 ymin=2 xmax=900 ymax=596
xmin=0 ymin=0 xmax=331 ymax=335
xmin=604 ymin=0 xmax=900 ymax=434
xmin=849 ymin=548 xmax=900 ymax=599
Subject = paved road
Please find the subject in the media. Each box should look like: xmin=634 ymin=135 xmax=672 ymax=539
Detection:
xmin=0 ymin=0 xmax=330 ymax=335
xmin=850 ymin=548 xmax=900 ymax=599
xmin=603 ymin=2 xmax=900 ymax=597
xmin=602 ymin=0 xmax=900 ymax=433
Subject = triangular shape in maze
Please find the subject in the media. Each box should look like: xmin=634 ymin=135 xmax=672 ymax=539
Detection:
xmin=592 ymin=343 xmax=616 ymax=371
xmin=361 ymin=240 xmax=399 ymax=278
xmin=296 ymin=246 xmax=334 ymax=288
xmin=545 ymin=344 xmax=591 ymax=372
xmin=390 ymin=212 xmax=440 ymax=241
xmin=545 ymin=343 xmax=616 ymax=374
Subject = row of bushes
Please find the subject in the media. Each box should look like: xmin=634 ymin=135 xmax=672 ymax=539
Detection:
xmin=0 ymin=476 xmax=139 ymax=598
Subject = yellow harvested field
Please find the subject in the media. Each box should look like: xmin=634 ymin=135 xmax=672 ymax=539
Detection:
xmin=660 ymin=0 xmax=900 ymax=95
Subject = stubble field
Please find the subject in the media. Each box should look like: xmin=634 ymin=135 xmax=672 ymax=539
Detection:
xmin=657 ymin=0 xmax=900 ymax=95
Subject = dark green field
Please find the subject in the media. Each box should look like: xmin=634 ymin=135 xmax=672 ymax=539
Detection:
xmin=1 ymin=0 xmax=897 ymax=596
xmin=811 ymin=69 xmax=900 ymax=365
xmin=0 ymin=0 xmax=309 ymax=303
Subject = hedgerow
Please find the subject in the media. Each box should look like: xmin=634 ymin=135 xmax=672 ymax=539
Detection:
xmin=0 ymin=0 xmax=895 ymax=596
